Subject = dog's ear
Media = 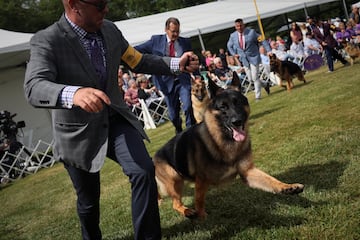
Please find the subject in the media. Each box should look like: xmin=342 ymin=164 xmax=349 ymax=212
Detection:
xmin=190 ymin=77 xmax=196 ymax=85
xmin=205 ymin=73 xmax=222 ymax=99
xmin=231 ymin=71 xmax=241 ymax=89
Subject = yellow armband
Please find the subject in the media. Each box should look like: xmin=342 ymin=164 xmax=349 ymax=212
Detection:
xmin=121 ymin=45 xmax=142 ymax=69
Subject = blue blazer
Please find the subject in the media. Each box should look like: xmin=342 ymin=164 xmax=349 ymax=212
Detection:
xmin=227 ymin=28 xmax=271 ymax=67
xmin=135 ymin=35 xmax=192 ymax=95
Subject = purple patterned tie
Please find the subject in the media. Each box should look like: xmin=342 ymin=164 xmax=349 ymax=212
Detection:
xmin=86 ymin=33 xmax=106 ymax=90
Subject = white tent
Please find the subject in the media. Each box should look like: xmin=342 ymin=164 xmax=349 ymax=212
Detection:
xmin=0 ymin=0 xmax=339 ymax=69
xmin=0 ymin=29 xmax=32 ymax=69
xmin=115 ymin=0 xmax=338 ymax=46
xmin=0 ymin=0 xmax=340 ymax=145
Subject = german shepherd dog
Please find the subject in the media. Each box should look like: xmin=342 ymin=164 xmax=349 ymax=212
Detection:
xmin=191 ymin=73 xmax=221 ymax=123
xmin=191 ymin=77 xmax=211 ymax=124
xmin=344 ymin=42 xmax=360 ymax=66
xmin=269 ymin=54 xmax=306 ymax=91
xmin=153 ymin=76 xmax=304 ymax=219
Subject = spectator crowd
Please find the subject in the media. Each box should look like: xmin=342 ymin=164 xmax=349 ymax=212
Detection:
xmin=120 ymin=4 xmax=360 ymax=130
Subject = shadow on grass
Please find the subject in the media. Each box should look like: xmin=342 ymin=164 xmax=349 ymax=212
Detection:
xmin=277 ymin=160 xmax=348 ymax=191
xmin=162 ymin=160 xmax=348 ymax=239
xmin=250 ymin=106 xmax=284 ymax=120
xmin=261 ymin=79 xmax=314 ymax=97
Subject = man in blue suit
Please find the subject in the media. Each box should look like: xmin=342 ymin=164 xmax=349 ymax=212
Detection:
xmin=136 ymin=17 xmax=195 ymax=133
xmin=227 ymin=18 xmax=271 ymax=100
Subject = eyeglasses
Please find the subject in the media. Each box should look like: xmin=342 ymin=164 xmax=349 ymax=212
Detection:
xmin=80 ymin=0 xmax=108 ymax=12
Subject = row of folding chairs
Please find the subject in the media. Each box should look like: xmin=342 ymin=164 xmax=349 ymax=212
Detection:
xmin=131 ymin=92 xmax=169 ymax=129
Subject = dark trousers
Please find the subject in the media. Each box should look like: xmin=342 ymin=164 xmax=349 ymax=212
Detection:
xmin=324 ymin=45 xmax=348 ymax=71
xmin=64 ymin=116 xmax=161 ymax=240
xmin=164 ymin=81 xmax=195 ymax=133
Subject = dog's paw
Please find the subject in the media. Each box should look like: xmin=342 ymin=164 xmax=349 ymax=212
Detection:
xmin=281 ymin=183 xmax=304 ymax=195
xmin=184 ymin=208 xmax=198 ymax=219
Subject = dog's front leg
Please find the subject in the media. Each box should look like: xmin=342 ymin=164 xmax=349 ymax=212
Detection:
xmin=194 ymin=177 xmax=210 ymax=219
xmin=243 ymin=167 xmax=304 ymax=194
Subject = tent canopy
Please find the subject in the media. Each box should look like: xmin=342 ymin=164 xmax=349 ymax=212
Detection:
xmin=0 ymin=0 xmax=337 ymax=69
xmin=115 ymin=0 xmax=337 ymax=45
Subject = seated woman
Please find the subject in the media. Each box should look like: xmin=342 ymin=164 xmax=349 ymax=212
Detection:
xmin=213 ymin=57 xmax=233 ymax=88
xmin=303 ymin=32 xmax=322 ymax=56
xmin=226 ymin=55 xmax=246 ymax=83
xmin=336 ymin=21 xmax=353 ymax=47
xmin=136 ymin=74 xmax=166 ymax=120
xmin=124 ymin=79 xmax=140 ymax=108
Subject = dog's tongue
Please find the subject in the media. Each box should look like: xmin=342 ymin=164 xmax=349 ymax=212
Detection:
xmin=232 ymin=127 xmax=246 ymax=142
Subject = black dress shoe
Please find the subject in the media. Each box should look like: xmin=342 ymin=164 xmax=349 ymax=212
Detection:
xmin=264 ymin=82 xmax=270 ymax=95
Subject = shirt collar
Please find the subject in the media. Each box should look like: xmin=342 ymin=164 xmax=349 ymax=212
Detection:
xmin=166 ymin=35 xmax=176 ymax=43
xmin=64 ymin=13 xmax=88 ymax=40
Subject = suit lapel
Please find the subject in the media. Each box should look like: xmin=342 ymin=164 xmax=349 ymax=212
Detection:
xmin=100 ymin=24 xmax=112 ymax=84
xmin=162 ymin=35 xmax=167 ymax=56
xmin=57 ymin=15 xmax=99 ymax=86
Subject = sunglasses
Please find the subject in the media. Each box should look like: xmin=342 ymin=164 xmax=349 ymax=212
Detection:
xmin=80 ymin=0 xmax=108 ymax=12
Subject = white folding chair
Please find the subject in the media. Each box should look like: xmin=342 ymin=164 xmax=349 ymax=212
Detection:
xmin=131 ymin=101 xmax=156 ymax=129
xmin=241 ymin=72 xmax=254 ymax=95
xmin=144 ymin=91 xmax=169 ymax=125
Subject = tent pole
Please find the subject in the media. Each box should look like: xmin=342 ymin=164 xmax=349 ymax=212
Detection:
xmin=342 ymin=0 xmax=349 ymax=20
xmin=197 ymin=28 xmax=205 ymax=51
xmin=253 ymin=0 xmax=266 ymax=40
xmin=303 ymin=3 xmax=308 ymax=18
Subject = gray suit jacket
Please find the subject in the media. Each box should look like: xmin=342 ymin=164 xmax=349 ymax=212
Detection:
xmin=227 ymin=28 xmax=271 ymax=67
xmin=24 ymin=15 xmax=173 ymax=171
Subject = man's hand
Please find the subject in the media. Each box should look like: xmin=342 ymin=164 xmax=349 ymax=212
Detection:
xmin=179 ymin=51 xmax=199 ymax=73
xmin=73 ymin=87 xmax=111 ymax=113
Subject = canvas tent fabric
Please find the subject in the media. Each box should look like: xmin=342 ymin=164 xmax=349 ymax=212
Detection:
xmin=0 ymin=0 xmax=338 ymax=69
xmin=0 ymin=29 xmax=32 ymax=69
xmin=115 ymin=0 xmax=338 ymax=45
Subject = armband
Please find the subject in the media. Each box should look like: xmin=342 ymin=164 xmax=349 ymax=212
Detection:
xmin=121 ymin=45 xmax=142 ymax=69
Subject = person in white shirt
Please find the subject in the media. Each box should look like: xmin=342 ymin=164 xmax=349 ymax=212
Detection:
xmin=290 ymin=38 xmax=305 ymax=65
xmin=303 ymin=32 xmax=322 ymax=57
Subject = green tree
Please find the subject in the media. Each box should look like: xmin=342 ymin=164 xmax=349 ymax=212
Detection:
xmin=0 ymin=0 xmax=63 ymax=32
xmin=0 ymin=0 xmax=214 ymax=33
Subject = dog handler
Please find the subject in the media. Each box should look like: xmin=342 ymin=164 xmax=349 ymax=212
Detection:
xmin=24 ymin=0 xmax=199 ymax=239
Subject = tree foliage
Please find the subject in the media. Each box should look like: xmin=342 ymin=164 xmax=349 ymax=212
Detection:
xmin=0 ymin=0 xmax=214 ymax=33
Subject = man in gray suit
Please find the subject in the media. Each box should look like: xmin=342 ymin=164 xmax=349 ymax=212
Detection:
xmin=24 ymin=1 xmax=199 ymax=239
xmin=227 ymin=18 xmax=271 ymax=100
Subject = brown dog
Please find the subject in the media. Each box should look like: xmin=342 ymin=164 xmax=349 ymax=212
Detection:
xmin=191 ymin=76 xmax=211 ymax=124
xmin=344 ymin=43 xmax=360 ymax=66
xmin=153 ymin=77 xmax=304 ymax=219
xmin=191 ymin=73 xmax=222 ymax=123
xmin=270 ymin=54 xmax=306 ymax=91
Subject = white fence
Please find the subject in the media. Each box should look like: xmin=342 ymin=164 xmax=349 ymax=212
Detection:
xmin=0 ymin=139 xmax=55 ymax=184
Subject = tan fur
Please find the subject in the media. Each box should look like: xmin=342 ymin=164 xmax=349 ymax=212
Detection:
xmin=270 ymin=54 xmax=306 ymax=92
xmin=191 ymin=79 xmax=211 ymax=123
xmin=153 ymin=86 xmax=304 ymax=219
xmin=345 ymin=43 xmax=360 ymax=66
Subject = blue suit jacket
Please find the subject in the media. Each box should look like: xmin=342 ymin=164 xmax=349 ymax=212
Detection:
xmin=227 ymin=28 xmax=271 ymax=67
xmin=135 ymin=35 xmax=192 ymax=95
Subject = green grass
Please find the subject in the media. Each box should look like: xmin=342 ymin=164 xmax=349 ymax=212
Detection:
xmin=1 ymin=61 xmax=360 ymax=240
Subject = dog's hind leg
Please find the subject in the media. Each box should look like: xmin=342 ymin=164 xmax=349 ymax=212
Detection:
xmin=243 ymin=167 xmax=304 ymax=195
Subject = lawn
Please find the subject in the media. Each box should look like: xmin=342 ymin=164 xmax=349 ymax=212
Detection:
xmin=1 ymin=61 xmax=359 ymax=240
